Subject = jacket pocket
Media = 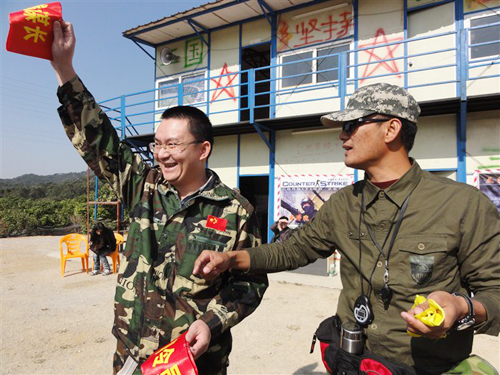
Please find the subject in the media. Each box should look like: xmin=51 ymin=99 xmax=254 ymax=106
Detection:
xmin=188 ymin=232 xmax=232 ymax=253
xmin=394 ymin=235 xmax=452 ymax=290
xmin=178 ymin=230 xmax=232 ymax=280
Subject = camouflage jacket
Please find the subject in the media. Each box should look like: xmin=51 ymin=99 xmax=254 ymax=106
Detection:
xmin=57 ymin=76 xmax=268 ymax=369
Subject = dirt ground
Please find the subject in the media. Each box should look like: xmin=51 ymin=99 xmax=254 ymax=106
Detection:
xmin=1 ymin=236 xmax=498 ymax=374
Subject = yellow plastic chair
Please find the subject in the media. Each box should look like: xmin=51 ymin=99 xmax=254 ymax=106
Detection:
xmin=93 ymin=232 xmax=125 ymax=274
xmin=109 ymin=233 xmax=124 ymax=274
xmin=60 ymin=233 xmax=89 ymax=277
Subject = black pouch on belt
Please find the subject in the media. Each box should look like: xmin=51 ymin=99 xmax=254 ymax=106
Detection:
xmin=311 ymin=315 xmax=417 ymax=375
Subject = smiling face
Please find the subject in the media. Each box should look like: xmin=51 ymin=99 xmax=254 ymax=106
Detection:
xmin=338 ymin=116 xmax=390 ymax=171
xmin=154 ymin=117 xmax=210 ymax=196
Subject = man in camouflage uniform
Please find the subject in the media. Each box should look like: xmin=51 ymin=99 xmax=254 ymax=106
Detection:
xmin=51 ymin=21 xmax=268 ymax=374
xmin=195 ymin=83 xmax=500 ymax=374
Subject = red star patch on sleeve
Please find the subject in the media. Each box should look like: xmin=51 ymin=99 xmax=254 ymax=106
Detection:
xmin=206 ymin=215 xmax=227 ymax=232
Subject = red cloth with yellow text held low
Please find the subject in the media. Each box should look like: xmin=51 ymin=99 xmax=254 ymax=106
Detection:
xmin=6 ymin=2 xmax=62 ymax=60
xmin=141 ymin=332 xmax=198 ymax=375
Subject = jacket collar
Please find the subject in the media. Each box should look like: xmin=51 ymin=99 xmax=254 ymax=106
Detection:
xmin=362 ymin=158 xmax=422 ymax=208
xmin=157 ymin=169 xmax=230 ymax=202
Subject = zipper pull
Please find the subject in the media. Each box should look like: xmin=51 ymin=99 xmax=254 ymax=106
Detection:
xmin=310 ymin=334 xmax=317 ymax=354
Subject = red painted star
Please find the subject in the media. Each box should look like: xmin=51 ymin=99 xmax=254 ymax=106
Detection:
xmin=210 ymin=63 xmax=238 ymax=102
xmin=358 ymin=28 xmax=403 ymax=83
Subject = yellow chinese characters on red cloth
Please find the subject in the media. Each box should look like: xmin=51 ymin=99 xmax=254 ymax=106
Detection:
xmin=407 ymin=294 xmax=446 ymax=338
xmin=6 ymin=2 xmax=62 ymax=60
xmin=141 ymin=332 xmax=198 ymax=375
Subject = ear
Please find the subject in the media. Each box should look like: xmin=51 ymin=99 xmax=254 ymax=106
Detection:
xmin=199 ymin=141 xmax=211 ymax=160
xmin=384 ymin=118 xmax=403 ymax=145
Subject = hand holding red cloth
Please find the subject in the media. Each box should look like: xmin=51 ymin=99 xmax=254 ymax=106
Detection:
xmin=141 ymin=332 xmax=198 ymax=375
xmin=6 ymin=2 xmax=62 ymax=60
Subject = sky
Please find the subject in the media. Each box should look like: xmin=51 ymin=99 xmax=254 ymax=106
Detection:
xmin=1 ymin=0 xmax=208 ymax=179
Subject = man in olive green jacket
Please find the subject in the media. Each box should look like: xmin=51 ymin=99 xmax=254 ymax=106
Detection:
xmin=194 ymin=83 xmax=500 ymax=374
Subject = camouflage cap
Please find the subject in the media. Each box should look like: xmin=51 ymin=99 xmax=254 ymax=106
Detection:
xmin=321 ymin=83 xmax=421 ymax=128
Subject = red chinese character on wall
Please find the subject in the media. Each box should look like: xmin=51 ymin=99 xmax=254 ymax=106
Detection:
xmin=277 ymin=20 xmax=293 ymax=52
xmin=294 ymin=18 xmax=323 ymax=48
xmin=336 ymin=11 xmax=353 ymax=38
xmin=321 ymin=15 xmax=339 ymax=41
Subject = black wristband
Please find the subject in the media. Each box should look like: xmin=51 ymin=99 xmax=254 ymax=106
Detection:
xmin=452 ymin=292 xmax=475 ymax=330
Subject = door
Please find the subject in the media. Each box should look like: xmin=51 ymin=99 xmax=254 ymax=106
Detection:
xmin=240 ymin=44 xmax=271 ymax=122
xmin=238 ymin=175 xmax=269 ymax=243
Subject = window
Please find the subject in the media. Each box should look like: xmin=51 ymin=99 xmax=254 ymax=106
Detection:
xmin=157 ymin=71 xmax=207 ymax=108
xmin=158 ymin=78 xmax=178 ymax=108
xmin=281 ymin=51 xmax=313 ymax=87
xmin=317 ymin=44 xmax=350 ymax=83
xmin=469 ymin=14 xmax=500 ymax=59
xmin=280 ymin=43 xmax=350 ymax=89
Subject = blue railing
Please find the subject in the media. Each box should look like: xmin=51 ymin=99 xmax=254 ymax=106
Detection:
xmin=101 ymin=26 xmax=499 ymax=140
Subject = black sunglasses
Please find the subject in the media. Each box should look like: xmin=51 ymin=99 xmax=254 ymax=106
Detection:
xmin=342 ymin=117 xmax=392 ymax=135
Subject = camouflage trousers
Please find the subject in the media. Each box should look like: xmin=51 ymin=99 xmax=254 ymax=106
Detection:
xmin=443 ymin=355 xmax=499 ymax=375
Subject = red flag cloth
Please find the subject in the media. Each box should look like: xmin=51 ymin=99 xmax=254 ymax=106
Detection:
xmin=6 ymin=2 xmax=62 ymax=60
xmin=206 ymin=215 xmax=228 ymax=232
xmin=141 ymin=332 xmax=198 ymax=375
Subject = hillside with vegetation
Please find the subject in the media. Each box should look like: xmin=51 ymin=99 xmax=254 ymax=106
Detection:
xmin=0 ymin=171 xmax=125 ymax=237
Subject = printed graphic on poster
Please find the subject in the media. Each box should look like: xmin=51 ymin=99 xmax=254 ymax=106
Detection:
xmin=275 ymin=174 xmax=353 ymax=227
xmin=474 ymin=169 xmax=500 ymax=214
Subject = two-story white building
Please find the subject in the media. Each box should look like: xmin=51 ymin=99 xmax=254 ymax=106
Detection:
xmin=103 ymin=0 xmax=499 ymax=249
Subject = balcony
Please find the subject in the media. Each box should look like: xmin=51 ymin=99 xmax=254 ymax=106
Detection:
xmin=100 ymin=24 xmax=500 ymax=161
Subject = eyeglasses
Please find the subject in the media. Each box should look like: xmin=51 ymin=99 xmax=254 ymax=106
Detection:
xmin=342 ymin=117 xmax=392 ymax=135
xmin=149 ymin=140 xmax=202 ymax=154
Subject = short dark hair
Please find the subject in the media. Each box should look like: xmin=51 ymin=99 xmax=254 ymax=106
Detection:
xmin=399 ymin=118 xmax=418 ymax=153
xmin=161 ymin=106 xmax=214 ymax=158
xmin=279 ymin=216 xmax=289 ymax=221
xmin=374 ymin=114 xmax=418 ymax=153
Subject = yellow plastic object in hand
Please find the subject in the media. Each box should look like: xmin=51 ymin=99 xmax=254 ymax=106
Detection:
xmin=407 ymin=294 xmax=446 ymax=337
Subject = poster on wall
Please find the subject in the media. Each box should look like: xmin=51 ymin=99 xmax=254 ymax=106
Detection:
xmin=275 ymin=174 xmax=353 ymax=227
xmin=474 ymin=169 xmax=500 ymax=214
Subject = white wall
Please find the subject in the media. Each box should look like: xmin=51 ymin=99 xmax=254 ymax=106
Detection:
xmin=274 ymin=128 xmax=350 ymax=175
xmin=239 ymin=133 xmax=270 ymax=175
xmin=407 ymin=2 xmax=456 ymax=101
xmin=411 ymin=114 xmax=457 ymax=170
xmin=466 ymin=110 xmax=500 ymax=173
xmin=209 ymin=26 xmax=240 ymax=126
xmin=155 ymin=36 xmax=208 ymax=78
xmin=357 ymin=0 xmax=405 ymax=87
xmin=275 ymin=93 xmax=341 ymax=118
xmin=274 ymin=1 xmax=354 ymax=118
xmin=208 ymin=135 xmax=239 ymax=188
xmin=242 ymin=18 xmax=271 ymax=47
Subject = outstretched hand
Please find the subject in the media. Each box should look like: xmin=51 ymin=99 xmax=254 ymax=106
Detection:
xmin=51 ymin=20 xmax=76 ymax=85
xmin=193 ymin=250 xmax=232 ymax=280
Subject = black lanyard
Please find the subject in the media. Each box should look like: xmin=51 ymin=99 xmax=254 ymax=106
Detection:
xmin=358 ymin=191 xmax=411 ymax=310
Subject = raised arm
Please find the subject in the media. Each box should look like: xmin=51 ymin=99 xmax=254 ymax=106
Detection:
xmin=51 ymin=20 xmax=76 ymax=86
xmin=51 ymin=20 xmax=147 ymax=210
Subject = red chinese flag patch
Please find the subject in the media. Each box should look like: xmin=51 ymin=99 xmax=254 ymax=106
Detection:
xmin=6 ymin=2 xmax=62 ymax=60
xmin=141 ymin=332 xmax=198 ymax=375
xmin=206 ymin=215 xmax=227 ymax=232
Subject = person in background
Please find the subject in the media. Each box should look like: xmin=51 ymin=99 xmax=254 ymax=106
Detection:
xmin=89 ymin=222 xmax=115 ymax=276
xmin=270 ymin=216 xmax=293 ymax=243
